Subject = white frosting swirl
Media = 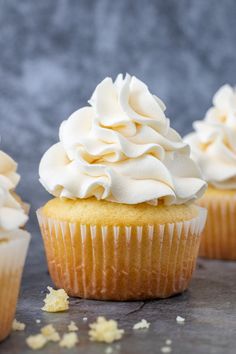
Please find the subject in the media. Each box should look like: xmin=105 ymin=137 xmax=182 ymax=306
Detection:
xmin=0 ymin=150 xmax=28 ymax=231
xmin=39 ymin=74 xmax=206 ymax=205
xmin=185 ymin=84 xmax=236 ymax=189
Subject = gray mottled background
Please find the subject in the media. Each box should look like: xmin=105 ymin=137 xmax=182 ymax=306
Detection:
xmin=0 ymin=0 xmax=236 ymax=218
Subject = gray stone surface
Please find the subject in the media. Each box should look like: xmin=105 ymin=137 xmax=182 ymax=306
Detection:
xmin=1 ymin=253 xmax=236 ymax=354
xmin=0 ymin=1 xmax=236 ymax=353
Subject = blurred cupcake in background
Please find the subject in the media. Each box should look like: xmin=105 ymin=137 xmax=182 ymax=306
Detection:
xmin=38 ymin=74 xmax=206 ymax=301
xmin=185 ymin=85 xmax=236 ymax=260
xmin=0 ymin=150 xmax=30 ymax=342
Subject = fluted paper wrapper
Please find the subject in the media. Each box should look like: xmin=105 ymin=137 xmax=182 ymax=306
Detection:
xmin=198 ymin=193 xmax=236 ymax=260
xmin=0 ymin=230 xmax=30 ymax=342
xmin=37 ymin=207 xmax=206 ymax=301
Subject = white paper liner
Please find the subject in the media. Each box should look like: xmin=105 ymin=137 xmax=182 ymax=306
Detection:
xmin=37 ymin=206 xmax=206 ymax=300
xmin=199 ymin=192 xmax=236 ymax=260
xmin=0 ymin=230 xmax=30 ymax=341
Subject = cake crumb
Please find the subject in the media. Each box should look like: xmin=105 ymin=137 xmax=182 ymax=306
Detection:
xmin=12 ymin=319 xmax=26 ymax=331
xmin=166 ymin=339 xmax=172 ymax=345
xmin=26 ymin=324 xmax=60 ymax=349
xmin=36 ymin=319 xmax=41 ymax=324
xmin=83 ymin=317 xmax=88 ymax=321
xmin=133 ymin=319 xmax=150 ymax=330
xmin=68 ymin=321 xmax=79 ymax=332
xmin=59 ymin=332 xmax=79 ymax=348
xmin=42 ymin=286 xmax=69 ymax=312
xmin=41 ymin=324 xmax=60 ymax=342
xmin=89 ymin=316 xmax=124 ymax=343
xmin=176 ymin=315 xmax=185 ymax=323
xmin=26 ymin=334 xmax=47 ymax=350
xmin=161 ymin=346 xmax=172 ymax=353
xmin=105 ymin=347 xmax=113 ymax=354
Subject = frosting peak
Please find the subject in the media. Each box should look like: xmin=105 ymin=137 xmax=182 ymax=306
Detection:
xmin=0 ymin=150 xmax=28 ymax=231
xmin=40 ymin=74 xmax=206 ymax=205
xmin=185 ymin=84 xmax=236 ymax=189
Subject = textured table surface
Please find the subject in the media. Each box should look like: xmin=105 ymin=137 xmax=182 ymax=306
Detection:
xmin=0 ymin=221 xmax=236 ymax=354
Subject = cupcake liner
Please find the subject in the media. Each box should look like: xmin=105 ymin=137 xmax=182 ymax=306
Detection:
xmin=0 ymin=230 xmax=30 ymax=342
xmin=198 ymin=193 xmax=236 ymax=260
xmin=37 ymin=207 xmax=206 ymax=300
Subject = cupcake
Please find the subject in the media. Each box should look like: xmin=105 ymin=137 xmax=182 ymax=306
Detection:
xmin=0 ymin=150 xmax=30 ymax=342
xmin=38 ymin=74 xmax=206 ymax=300
xmin=185 ymin=85 xmax=236 ymax=260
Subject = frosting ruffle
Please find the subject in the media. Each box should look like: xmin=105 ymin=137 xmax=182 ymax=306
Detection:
xmin=185 ymin=84 xmax=236 ymax=189
xmin=40 ymin=74 xmax=206 ymax=205
xmin=0 ymin=151 xmax=28 ymax=231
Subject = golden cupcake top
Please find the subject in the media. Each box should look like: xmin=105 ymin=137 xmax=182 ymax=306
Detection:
xmin=185 ymin=84 xmax=236 ymax=189
xmin=39 ymin=74 xmax=206 ymax=205
xmin=0 ymin=150 xmax=28 ymax=232
xmin=42 ymin=197 xmax=200 ymax=226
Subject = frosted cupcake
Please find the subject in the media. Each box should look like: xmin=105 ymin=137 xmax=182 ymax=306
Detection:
xmin=0 ymin=150 xmax=30 ymax=341
xmin=185 ymin=85 xmax=236 ymax=260
xmin=38 ymin=74 xmax=206 ymax=300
